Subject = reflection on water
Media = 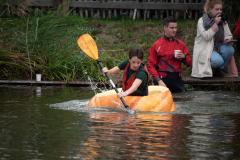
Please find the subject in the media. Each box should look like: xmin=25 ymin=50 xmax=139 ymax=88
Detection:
xmin=80 ymin=113 xmax=175 ymax=160
xmin=187 ymin=115 xmax=236 ymax=159
xmin=174 ymin=91 xmax=240 ymax=114
xmin=36 ymin=86 xmax=42 ymax=97
xmin=0 ymin=86 xmax=240 ymax=159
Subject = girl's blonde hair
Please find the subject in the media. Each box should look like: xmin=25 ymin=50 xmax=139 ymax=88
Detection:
xmin=203 ymin=0 xmax=223 ymax=13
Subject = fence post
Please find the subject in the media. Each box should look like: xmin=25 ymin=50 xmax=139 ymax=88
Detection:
xmin=53 ymin=0 xmax=70 ymax=15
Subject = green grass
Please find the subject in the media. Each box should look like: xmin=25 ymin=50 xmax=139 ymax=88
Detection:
xmin=0 ymin=13 xmax=198 ymax=81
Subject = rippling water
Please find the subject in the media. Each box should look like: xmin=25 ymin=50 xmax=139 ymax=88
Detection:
xmin=0 ymin=85 xmax=240 ymax=159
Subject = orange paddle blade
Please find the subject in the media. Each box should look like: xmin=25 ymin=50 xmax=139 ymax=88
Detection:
xmin=77 ymin=34 xmax=99 ymax=60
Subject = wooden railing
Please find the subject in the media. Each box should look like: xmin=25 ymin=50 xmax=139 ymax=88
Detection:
xmin=25 ymin=0 xmax=204 ymax=19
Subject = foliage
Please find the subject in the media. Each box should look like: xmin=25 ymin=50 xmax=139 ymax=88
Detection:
xmin=0 ymin=13 xmax=103 ymax=81
xmin=0 ymin=15 xmax=199 ymax=82
xmin=0 ymin=1 xmax=239 ymax=83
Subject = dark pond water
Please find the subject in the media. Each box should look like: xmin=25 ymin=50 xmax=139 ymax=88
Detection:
xmin=1 ymin=85 xmax=240 ymax=160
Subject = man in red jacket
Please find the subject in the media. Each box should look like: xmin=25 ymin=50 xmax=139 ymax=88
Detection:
xmin=147 ymin=17 xmax=192 ymax=93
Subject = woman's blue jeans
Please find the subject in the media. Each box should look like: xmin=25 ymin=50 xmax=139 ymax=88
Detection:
xmin=211 ymin=44 xmax=235 ymax=70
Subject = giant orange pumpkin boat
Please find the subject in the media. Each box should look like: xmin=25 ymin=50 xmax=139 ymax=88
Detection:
xmin=88 ymin=85 xmax=176 ymax=112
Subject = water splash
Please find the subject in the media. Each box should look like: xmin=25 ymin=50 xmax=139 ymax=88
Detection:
xmin=87 ymin=75 xmax=98 ymax=94
xmin=50 ymin=100 xmax=112 ymax=113
xmin=82 ymin=68 xmax=108 ymax=94
xmin=86 ymin=75 xmax=109 ymax=94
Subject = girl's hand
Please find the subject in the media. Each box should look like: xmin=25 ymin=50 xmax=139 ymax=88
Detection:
xmin=102 ymin=67 xmax=108 ymax=73
xmin=118 ymin=91 xmax=128 ymax=98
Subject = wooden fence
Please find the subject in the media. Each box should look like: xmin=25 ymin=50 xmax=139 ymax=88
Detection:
xmin=25 ymin=0 xmax=204 ymax=19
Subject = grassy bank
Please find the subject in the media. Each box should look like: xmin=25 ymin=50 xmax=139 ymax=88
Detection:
xmin=1 ymin=13 xmax=198 ymax=82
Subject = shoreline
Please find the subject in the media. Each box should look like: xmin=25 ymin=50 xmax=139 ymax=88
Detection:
xmin=1 ymin=77 xmax=239 ymax=89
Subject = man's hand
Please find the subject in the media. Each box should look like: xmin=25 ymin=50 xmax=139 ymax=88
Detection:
xmin=174 ymin=50 xmax=185 ymax=59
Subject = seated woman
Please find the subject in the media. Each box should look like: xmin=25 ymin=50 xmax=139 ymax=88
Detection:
xmin=102 ymin=48 xmax=148 ymax=97
xmin=191 ymin=0 xmax=238 ymax=78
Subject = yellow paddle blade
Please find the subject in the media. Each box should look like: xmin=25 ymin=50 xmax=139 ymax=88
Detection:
xmin=77 ymin=33 xmax=99 ymax=60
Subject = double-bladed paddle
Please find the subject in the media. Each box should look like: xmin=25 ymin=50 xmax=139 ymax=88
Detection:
xmin=77 ymin=33 xmax=135 ymax=114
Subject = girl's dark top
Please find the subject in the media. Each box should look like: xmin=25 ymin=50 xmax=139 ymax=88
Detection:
xmin=118 ymin=60 xmax=148 ymax=96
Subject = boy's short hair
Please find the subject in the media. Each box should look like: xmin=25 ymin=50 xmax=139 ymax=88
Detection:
xmin=128 ymin=48 xmax=144 ymax=60
xmin=163 ymin=16 xmax=177 ymax=27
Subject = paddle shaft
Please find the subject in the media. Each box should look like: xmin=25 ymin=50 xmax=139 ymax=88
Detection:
xmin=97 ymin=60 xmax=130 ymax=109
